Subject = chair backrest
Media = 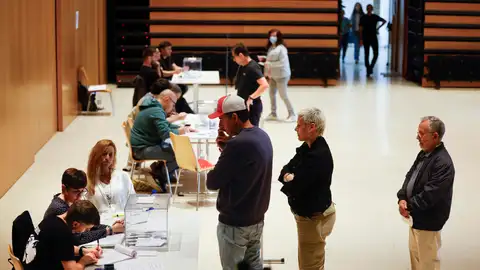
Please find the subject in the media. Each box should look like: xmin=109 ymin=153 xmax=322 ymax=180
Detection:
xmin=8 ymin=245 xmax=23 ymax=270
xmin=132 ymin=75 xmax=147 ymax=107
xmin=169 ymin=132 xmax=198 ymax=172
xmin=122 ymin=121 xmax=137 ymax=162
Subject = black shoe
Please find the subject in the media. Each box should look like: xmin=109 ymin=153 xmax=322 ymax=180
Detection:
xmin=123 ymin=163 xmax=140 ymax=172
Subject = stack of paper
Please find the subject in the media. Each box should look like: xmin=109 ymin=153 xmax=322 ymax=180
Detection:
xmin=83 ymin=233 xmax=125 ymax=248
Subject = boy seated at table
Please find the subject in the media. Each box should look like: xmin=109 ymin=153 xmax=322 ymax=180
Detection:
xmin=44 ymin=168 xmax=124 ymax=245
xmin=30 ymin=200 xmax=103 ymax=270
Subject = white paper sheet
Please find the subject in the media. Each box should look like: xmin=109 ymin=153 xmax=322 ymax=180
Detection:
xmin=88 ymin=84 xmax=108 ymax=92
xmin=127 ymin=211 xmax=150 ymax=225
xmin=134 ymin=238 xmax=167 ymax=247
xmin=96 ymin=244 xmax=136 ymax=265
xmin=137 ymin=196 xmax=155 ymax=204
xmin=402 ymin=216 xmax=413 ymax=227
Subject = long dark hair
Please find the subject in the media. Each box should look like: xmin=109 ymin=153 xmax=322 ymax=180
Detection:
xmin=350 ymin=2 xmax=365 ymax=19
xmin=266 ymin=28 xmax=285 ymax=49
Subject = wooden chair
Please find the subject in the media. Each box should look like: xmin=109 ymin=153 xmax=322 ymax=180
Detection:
xmin=169 ymin=132 xmax=215 ymax=211
xmin=8 ymin=244 xmax=23 ymax=270
xmin=87 ymin=84 xmax=114 ymax=115
xmin=122 ymin=120 xmax=173 ymax=194
xmin=78 ymin=66 xmax=114 ymax=116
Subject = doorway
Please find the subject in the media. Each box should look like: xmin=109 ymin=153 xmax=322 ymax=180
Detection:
xmin=339 ymin=0 xmax=405 ymax=82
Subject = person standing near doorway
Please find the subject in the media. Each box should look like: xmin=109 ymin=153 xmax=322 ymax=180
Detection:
xmin=260 ymin=29 xmax=296 ymax=122
xmin=350 ymin=2 xmax=365 ymax=64
xmin=359 ymin=4 xmax=387 ymax=77
xmin=340 ymin=10 xmax=352 ymax=63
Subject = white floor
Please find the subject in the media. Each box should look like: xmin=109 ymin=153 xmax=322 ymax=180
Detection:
xmin=1 ymin=70 xmax=480 ymax=270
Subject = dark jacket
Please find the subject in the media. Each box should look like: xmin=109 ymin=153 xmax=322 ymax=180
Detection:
xmin=130 ymin=95 xmax=179 ymax=150
xmin=279 ymin=136 xmax=333 ymax=217
xmin=207 ymin=127 xmax=273 ymax=227
xmin=397 ymin=143 xmax=455 ymax=231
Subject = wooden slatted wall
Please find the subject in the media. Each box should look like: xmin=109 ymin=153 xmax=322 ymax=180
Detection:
xmin=423 ymin=1 xmax=480 ymax=88
xmin=148 ymin=0 xmax=339 ymax=86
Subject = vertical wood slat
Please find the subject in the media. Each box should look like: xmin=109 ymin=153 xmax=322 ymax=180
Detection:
xmin=0 ymin=0 xmax=56 ymax=198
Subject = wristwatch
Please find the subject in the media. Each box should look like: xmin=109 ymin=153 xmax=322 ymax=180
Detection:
xmin=106 ymin=225 xmax=113 ymax=235
xmin=79 ymin=246 xmax=86 ymax=257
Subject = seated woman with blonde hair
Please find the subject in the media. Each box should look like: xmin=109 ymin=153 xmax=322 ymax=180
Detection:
xmin=84 ymin=139 xmax=136 ymax=213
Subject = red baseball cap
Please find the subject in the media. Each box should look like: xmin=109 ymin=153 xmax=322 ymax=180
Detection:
xmin=208 ymin=95 xmax=247 ymax=119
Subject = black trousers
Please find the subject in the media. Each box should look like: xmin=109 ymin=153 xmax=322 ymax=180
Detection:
xmin=340 ymin=33 xmax=349 ymax=60
xmin=249 ymin=99 xmax=263 ymax=127
xmin=363 ymin=37 xmax=379 ymax=73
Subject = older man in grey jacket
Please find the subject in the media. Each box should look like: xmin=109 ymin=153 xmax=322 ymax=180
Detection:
xmin=397 ymin=116 xmax=455 ymax=270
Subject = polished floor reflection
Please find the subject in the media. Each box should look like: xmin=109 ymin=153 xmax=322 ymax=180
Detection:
xmin=1 ymin=80 xmax=480 ymax=269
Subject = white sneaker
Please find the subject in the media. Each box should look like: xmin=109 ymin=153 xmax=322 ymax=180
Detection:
xmin=285 ymin=114 xmax=297 ymax=122
xmin=265 ymin=114 xmax=278 ymax=121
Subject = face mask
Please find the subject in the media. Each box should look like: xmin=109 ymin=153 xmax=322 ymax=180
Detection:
xmin=269 ymin=36 xmax=277 ymax=44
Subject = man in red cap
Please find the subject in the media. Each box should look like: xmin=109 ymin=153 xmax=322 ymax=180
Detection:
xmin=207 ymin=94 xmax=273 ymax=270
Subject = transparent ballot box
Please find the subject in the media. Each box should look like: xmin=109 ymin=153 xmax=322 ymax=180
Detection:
xmin=182 ymin=57 xmax=202 ymax=79
xmin=124 ymin=194 xmax=170 ymax=251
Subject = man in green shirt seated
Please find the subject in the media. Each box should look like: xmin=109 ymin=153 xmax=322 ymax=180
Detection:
xmin=130 ymin=88 xmax=195 ymax=191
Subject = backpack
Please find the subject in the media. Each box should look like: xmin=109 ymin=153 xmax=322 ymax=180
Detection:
xmin=11 ymin=211 xmax=40 ymax=268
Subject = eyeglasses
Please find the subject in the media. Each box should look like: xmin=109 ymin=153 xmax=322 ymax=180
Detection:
xmin=169 ymin=97 xmax=177 ymax=105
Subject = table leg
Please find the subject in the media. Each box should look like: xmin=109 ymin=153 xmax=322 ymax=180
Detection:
xmin=109 ymin=92 xmax=115 ymax=116
xmin=193 ymin=83 xmax=200 ymax=113
xmin=205 ymin=139 xmax=210 ymax=161
xmin=196 ymin=140 xmax=201 ymax=158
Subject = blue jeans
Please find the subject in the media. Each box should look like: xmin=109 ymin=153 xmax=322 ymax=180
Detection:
xmin=133 ymin=141 xmax=178 ymax=190
xmin=217 ymin=221 xmax=264 ymax=270
xmin=352 ymin=31 xmax=361 ymax=61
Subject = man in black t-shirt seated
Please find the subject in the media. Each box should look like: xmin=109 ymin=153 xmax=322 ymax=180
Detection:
xmin=30 ymin=200 xmax=102 ymax=270
xmin=158 ymin=41 xmax=194 ymax=114
xmin=139 ymin=47 xmax=161 ymax=93
xmin=231 ymin=43 xmax=269 ymax=126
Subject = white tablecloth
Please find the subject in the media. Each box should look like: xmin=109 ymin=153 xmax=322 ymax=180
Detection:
xmin=86 ymin=209 xmax=199 ymax=270
xmin=171 ymin=71 xmax=220 ymax=85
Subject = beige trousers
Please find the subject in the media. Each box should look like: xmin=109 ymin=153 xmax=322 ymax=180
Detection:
xmin=295 ymin=204 xmax=336 ymax=270
xmin=409 ymin=228 xmax=442 ymax=270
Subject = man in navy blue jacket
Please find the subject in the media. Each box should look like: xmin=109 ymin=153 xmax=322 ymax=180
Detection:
xmin=207 ymin=94 xmax=273 ymax=270
xmin=397 ymin=116 xmax=455 ymax=270
xmin=278 ymin=107 xmax=336 ymax=270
